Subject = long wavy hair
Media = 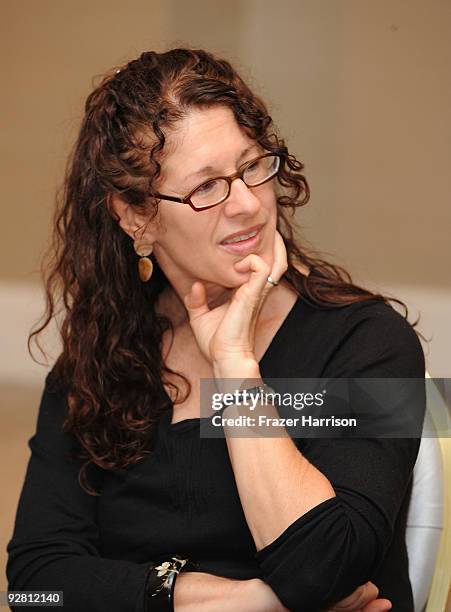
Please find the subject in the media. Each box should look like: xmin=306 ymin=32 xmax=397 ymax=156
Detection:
xmin=30 ymin=48 xmax=418 ymax=494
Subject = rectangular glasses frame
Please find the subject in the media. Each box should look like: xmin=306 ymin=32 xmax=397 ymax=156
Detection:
xmin=152 ymin=152 xmax=282 ymax=211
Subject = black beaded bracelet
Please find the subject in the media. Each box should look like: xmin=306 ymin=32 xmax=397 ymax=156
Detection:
xmin=145 ymin=555 xmax=198 ymax=612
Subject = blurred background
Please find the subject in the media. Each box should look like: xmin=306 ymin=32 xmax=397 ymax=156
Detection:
xmin=1 ymin=0 xmax=450 ymax=600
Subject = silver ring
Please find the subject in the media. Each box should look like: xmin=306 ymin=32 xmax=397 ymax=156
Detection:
xmin=267 ymin=275 xmax=279 ymax=286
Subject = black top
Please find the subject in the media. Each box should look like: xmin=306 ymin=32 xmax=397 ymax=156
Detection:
xmin=7 ymin=297 xmax=425 ymax=611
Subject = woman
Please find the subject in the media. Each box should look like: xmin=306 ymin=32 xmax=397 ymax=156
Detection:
xmin=7 ymin=48 xmax=425 ymax=611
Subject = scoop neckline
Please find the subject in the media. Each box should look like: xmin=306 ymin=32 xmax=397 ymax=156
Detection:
xmin=161 ymin=294 xmax=301 ymax=431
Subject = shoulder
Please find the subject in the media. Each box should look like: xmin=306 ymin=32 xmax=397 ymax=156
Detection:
xmin=317 ymin=299 xmax=425 ymax=377
xmin=288 ymin=298 xmax=425 ymax=378
xmin=333 ymin=299 xmax=419 ymax=343
xmin=30 ymin=369 xmax=78 ymax=458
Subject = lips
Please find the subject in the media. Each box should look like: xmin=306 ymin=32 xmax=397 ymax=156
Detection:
xmin=219 ymin=224 xmax=264 ymax=245
xmin=218 ymin=224 xmax=264 ymax=256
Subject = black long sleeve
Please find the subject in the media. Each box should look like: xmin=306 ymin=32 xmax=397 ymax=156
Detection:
xmin=253 ymin=299 xmax=425 ymax=611
xmin=7 ymin=298 xmax=425 ymax=611
xmin=7 ymin=380 xmax=152 ymax=611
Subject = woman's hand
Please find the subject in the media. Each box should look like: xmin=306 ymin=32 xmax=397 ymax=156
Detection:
xmin=183 ymin=230 xmax=288 ymax=369
xmin=325 ymin=581 xmax=392 ymax=611
xmin=246 ymin=578 xmax=391 ymax=612
xmin=174 ymin=571 xmax=390 ymax=612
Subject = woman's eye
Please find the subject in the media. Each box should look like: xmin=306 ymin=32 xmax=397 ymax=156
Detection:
xmin=246 ymin=160 xmax=261 ymax=172
xmin=196 ymin=180 xmax=216 ymax=195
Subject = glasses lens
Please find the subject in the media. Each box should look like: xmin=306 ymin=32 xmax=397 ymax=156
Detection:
xmin=190 ymin=178 xmax=229 ymax=209
xmin=243 ymin=155 xmax=280 ymax=187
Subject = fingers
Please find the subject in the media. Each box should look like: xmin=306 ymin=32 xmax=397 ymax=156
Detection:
xmin=233 ymin=253 xmax=272 ymax=301
xmin=183 ymin=281 xmax=210 ymax=321
xmin=362 ymin=599 xmax=392 ymax=611
xmin=327 ymin=580 xmax=391 ymax=612
xmin=233 ymin=230 xmax=288 ymax=300
xmin=270 ymin=230 xmax=289 ymax=282
xmin=327 ymin=582 xmax=379 ymax=610
xmin=358 ymin=582 xmax=379 ymax=606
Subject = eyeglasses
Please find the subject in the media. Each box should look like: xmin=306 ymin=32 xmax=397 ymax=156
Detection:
xmin=153 ymin=153 xmax=281 ymax=211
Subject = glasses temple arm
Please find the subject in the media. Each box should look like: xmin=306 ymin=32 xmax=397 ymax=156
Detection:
xmin=152 ymin=193 xmax=185 ymax=204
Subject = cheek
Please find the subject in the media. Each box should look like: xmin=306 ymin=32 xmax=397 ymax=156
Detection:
xmin=160 ymin=208 xmax=195 ymax=240
xmin=258 ymin=188 xmax=278 ymax=220
xmin=164 ymin=214 xmax=214 ymax=255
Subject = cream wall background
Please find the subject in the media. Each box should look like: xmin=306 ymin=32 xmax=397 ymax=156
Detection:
xmin=1 ymin=0 xmax=450 ymax=596
xmin=1 ymin=0 xmax=450 ymax=386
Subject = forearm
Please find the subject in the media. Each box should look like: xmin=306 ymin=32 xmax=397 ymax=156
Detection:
xmin=214 ymin=360 xmax=336 ymax=551
xmin=225 ymin=428 xmax=335 ymax=550
xmin=174 ymin=572 xmax=282 ymax=612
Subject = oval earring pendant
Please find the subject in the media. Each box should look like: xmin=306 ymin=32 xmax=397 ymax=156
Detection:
xmin=138 ymin=256 xmax=153 ymax=282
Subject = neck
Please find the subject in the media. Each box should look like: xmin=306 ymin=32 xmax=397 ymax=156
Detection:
xmin=155 ymin=282 xmax=238 ymax=328
xmin=155 ymin=277 xmax=295 ymax=334
xmin=153 ymin=257 xmax=308 ymax=330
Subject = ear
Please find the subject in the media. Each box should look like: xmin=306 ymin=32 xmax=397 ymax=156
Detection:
xmin=108 ymin=193 xmax=159 ymax=243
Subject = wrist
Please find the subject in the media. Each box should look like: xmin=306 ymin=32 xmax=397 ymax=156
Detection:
xmin=213 ymin=357 xmax=261 ymax=384
xmin=145 ymin=556 xmax=196 ymax=612
xmin=212 ymin=356 xmax=262 ymax=399
xmin=174 ymin=573 xmax=257 ymax=612
xmin=214 ymin=375 xmax=263 ymax=398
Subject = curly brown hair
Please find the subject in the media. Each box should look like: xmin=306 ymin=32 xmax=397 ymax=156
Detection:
xmin=29 ymin=48 xmax=418 ymax=494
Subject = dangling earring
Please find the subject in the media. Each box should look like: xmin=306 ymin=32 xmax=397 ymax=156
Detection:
xmin=134 ymin=238 xmax=154 ymax=282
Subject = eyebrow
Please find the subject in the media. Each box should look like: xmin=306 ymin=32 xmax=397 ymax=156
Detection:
xmin=182 ymin=144 xmax=259 ymax=182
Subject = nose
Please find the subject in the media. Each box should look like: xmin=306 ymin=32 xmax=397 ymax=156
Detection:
xmin=222 ymin=178 xmax=261 ymax=218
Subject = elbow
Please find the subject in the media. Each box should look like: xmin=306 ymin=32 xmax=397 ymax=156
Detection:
xmin=7 ymin=543 xmax=56 ymax=592
xmin=7 ymin=537 xmax=92 ymax=593
xmin=7 ymin=542 xmax=32 ymax=592
xmin=319 ymin=513 xmax=392 ymax=609
xmin=256 ymin=500 xmax=392 ymax=611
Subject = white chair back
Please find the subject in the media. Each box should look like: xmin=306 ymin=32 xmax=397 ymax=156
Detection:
xmin=406 ymin=375 xmax=449 ymax=611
